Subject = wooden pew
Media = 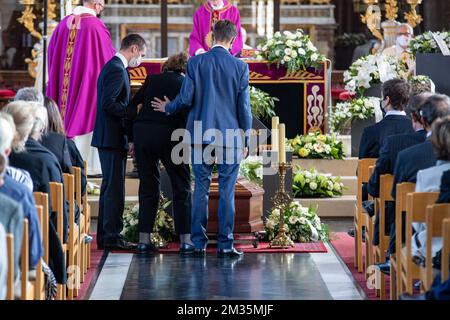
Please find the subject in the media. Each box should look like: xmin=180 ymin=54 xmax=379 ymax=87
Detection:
xmin=73 ymin=166 xmax=86 ymax=283
xmin=33 ymin=192 xmax=49 ymax=264
xmin=364 ymin=165 xmax=375 ymax=280
xmin=391 ymin=182 xmax=415 ymax=300
xmin=20 ymin=219 xmax=34 ymax=300
xmin=399 ymin=192 xmax=439 ymax=295
xmin=421 ymin=204 xmax=450 ymax=291
xmin=442 ymin=218 xmax=450 ymax=282
xmin=354 ymin=158 xmax=377 ymax=273
xmin=49 ymin=182 xmax=66 ymax=300
xmin=83 ymin=160 xmax=92 ymax=269
xmin=63 ymin=173 xmax=80 ymax=300
xmin=6 ymin=233 xmax=14 ymax=300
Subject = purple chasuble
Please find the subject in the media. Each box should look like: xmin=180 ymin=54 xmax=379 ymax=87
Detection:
xmin=189 ymin=0 xmax=243 ymax=57
xmin=47 ymin=14 xmax=115 ymax=138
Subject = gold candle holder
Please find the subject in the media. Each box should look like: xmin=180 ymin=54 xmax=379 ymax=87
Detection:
xmin=270 ymin=161 xmax=294 ymax=249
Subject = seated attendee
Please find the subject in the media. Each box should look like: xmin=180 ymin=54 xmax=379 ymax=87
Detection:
xmin=382 ymin=24 xmax=414 ymax=72
xmin=41 ymin=97 xmax=73 ymax=174
xmin=359 ymin=79 xmax=414 ymax=159
xmin=401 ymin=274 xmax=450 ymax=300
xmin=437 ymin=170 xmax=450 ymax=204
xmin=3 ymin=101 xmax=67 ymax=285
xmin=0 ymin=115 xmax=43 ymax=269
xmin=411 ymin=115 xmax=450 ymax=262
xmin=0 ymin=223 xmax=7 ymax=300
xmin=0 ymin=156 xmax=24 ymax=287
xmin=42 ymin=96 xmax=87 ymax=196
xmin=367 ymin=93 xmax=431 ymax=263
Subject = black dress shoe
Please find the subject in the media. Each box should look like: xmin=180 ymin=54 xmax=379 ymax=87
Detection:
xmin=137 ymin=243 xmax=158 ymax=254
xmin=179 ymin=243 xmax=195 ymax=255
xmin=194 ymin=248 xmax=206 ymax=257
xmin=217 ymin=247 xmax=244 ymax=258
xmin=104 ymin=238 xmax=137 ymax=251
xmin=399 ymin=293 xmax=426 ymax=300
xmin=376 ymin=261 xmax=391 ymax=275
xmin=347 ymin=228 xmax=366 ymax=242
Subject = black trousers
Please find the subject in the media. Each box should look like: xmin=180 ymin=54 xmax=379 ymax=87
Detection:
xmin=97 ymin=148 xmax=127 ymax=246
xmin=134 ymin=122 xmax=192 ymax=235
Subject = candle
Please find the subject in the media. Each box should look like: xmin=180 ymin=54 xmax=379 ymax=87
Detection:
xmin=271 ymin=116 xmax=279 ymax=154
xmin=278 ymin=123 xmax=286 ymax=163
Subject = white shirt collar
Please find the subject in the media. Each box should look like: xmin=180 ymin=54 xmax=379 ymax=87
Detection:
xmin=73 ymin=5 xmax=96 ymax=17
xmin=212 ymin=44 xmax=230 ymax=53
xmin=210 ymin=1 xmax=224 ymax=10
xmin=385 ymin=110 xmax=406 ymax=117
xmin=115 ymin=52 xmax=128 ymax=68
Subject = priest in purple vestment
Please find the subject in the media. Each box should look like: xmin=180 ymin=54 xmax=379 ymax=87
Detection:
xmin=189 ymin=0 xmax=243 ymax=57
xmin=46 ymin=0 xmax=115 ymax=174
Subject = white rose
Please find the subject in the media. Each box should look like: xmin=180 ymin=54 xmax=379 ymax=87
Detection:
xmin=298 ymin=48 xmax=306 ymax=55
xmin=283 ymin=30 xmax=291 ymax=36
xmin=311 ymin=53 xmax=319 ymax=61
xmin=289 ymin=216 xmax=298 ymax=225
xmin=286 ymin=40 xmax=294 ymax=47
xmin=284 ymin=56 xmax=291 ymax=62
xmin=284 ymin=48 xmax=292 ymax=55
xmin=274 ymin=31 xmax=281 ymax=38
xmin=309 ymin=181 xmax=318 ymax=190
xmin=275 ymin=50 xmax=281 ymax=56
xmin=291 ymin=50 xmax=298 ymax=58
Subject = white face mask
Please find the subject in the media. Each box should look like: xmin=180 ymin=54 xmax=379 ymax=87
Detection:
xmin=396 ymin=35 xmax=410 ymax=48
xmin=128 ymin=54 xmax=142 ymax=68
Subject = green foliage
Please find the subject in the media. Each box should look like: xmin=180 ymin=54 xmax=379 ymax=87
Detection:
xmin=249 ymin=86 xmax=278 ymax=120
xmin=292 ymin=166 xmax=344 ymax=198
xmin=288 ymin=131 xmax=346 ymax=160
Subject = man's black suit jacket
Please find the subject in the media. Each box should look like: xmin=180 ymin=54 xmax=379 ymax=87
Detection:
xmin=92 ymin=56 xmax=130 ymax=150
xmin=41 ymin=132 xmax=73 ymax=174
xmin=391 ymin=139 xmax=437 ymax=198
xmin=437 ymin=170 xmax=450 ymax=204
xmin=367 ymin=130 xmax=427 ymax=197
xmin=358 ymin=114 xmax=414 ymax=159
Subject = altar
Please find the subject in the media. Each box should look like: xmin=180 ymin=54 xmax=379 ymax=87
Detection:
xmin=129 ymin=59 xmax=329 ymax=136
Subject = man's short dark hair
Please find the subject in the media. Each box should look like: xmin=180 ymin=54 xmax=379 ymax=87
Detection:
xmin=213 ymin=20 xmax=237 ymax=43
xmin=120 ymin=34 xmax=146 ymax=51
xmin=382 ymin=79 xmax=411 ymax=111
xmin=420 ymin=94 xmax=450 ymax=127
xmin=406 ymin=92 xmax=433 ymax=120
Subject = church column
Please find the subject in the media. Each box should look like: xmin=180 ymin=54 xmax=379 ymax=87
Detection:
xmin=273 ymin=0 xmax=280 ymax=32
xmin=161 ymin=0 xmax=168 ymax=57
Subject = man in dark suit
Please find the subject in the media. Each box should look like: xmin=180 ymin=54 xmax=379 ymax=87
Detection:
xmin=92 ymin=34 xmax=146 ymax=250
xmin=359 ymin=79 xmax=414 ymax=159
xmin=437 ymin=170 xmax=450 ymax=203
xmin=152 ymin=20 xmax=252 ymax=258
xmin=376 ymin=94 xmax=450 ymax=273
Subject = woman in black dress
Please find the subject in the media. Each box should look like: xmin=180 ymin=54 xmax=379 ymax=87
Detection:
xmin=127 ymin=52 xmax=193 ymax=253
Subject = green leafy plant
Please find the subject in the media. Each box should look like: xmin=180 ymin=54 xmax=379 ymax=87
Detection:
xmin=256 ymin=29 xmax=326 ymax=72
xmin=239 ymin=155 xmax=263 ymax=187
xmin=409 ymin=31 xmax=450 ymax=56
xmin=265 ymin=202 xmax=329 ymax=242
xmin=292 ymin=167 xmax=344 ymax=198
xmin=121 ymin=193 xmax=175 ymax=247
xmin=249 ymin=86 xmax=278 ymax=120
xmin=288 ymin=131 xmax=345 ymax=160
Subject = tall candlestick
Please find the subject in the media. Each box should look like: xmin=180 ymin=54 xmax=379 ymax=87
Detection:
xmin=271 ymin=116 xmax=279 ymax=154
xmin=278 ymin=123 xmax=286 ymax=163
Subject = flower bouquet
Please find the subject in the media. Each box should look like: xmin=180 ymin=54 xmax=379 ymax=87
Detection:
xmin=256 ymin=29 xmax=326 ymax=72
xmin=288 ymin=131 xmax=345 ymax=160
xmin=265 ymin=202 xmax=329 ymax=242
xmin=410 ymin=31 xmax=450 ymax=56
xmin=292 ymin=167 xmax=344 ymax=198
xmin=409 ymin=75 xmax=434 ymax=95
xmin=239 ymin=155 xmax=263 ymax=187
xmin=249 ymin=86 xmax=278 ymax=120
xmin=121 ymin=193 xmax=175 ymax=247
xmin=330 ymin=97 xmax=381 ymax=133
xmin=344 ymin=54 xmax=408 ymax=96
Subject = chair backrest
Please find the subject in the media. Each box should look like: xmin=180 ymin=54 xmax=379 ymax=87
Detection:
xmin=378 ymin=174 xmax=394 ymax=240
xmin=357 ymin=159 xmax=377 ymax=210
xmin=33 ymin=192 xmax=49 ymax=263
xmin=395 ymin=182 xmax=416 ymax=262
xmin=83 ymin=160 xmax=90 ymax=233
xmin=6 ymin=233 xmax=14 ymax=300
xmin=34 ymin=205 xmax=45 ymax=300
xmin=21 ymin=218 xmax=29 ymax=300
xmin=73 ymin=166 xmax=82 ymax=210
xmin=442 ymin=218 xmax=450 ymax=283
xmin=63 ymin=173 xmax=75 ymax=239
xmin=49 ymin=182 xmax=64 ymax=243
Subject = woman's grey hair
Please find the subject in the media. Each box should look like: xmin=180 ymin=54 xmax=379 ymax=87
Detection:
xmin=2 ymin=101 xmax=35 ymax=152
xmin=30 ymin=104 xmax=48 ymax=141
xmin=0 ymin=113 xmax=16 ymax=155
xmin=14 ymin=87 xmax=45 ymax=105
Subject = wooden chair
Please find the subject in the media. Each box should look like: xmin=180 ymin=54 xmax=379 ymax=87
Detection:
xmin=63 ymin=173 xmax=80 ymax=300
xmin=373 ymin=174 xmax=394 ymax=299
xmin=391 ymin=182 xmax=415 ymax=300
xmin=32 ymin=206 xmax=45 ymax=300
xmin=49 ymin=181 xmax=66 ymax=300
xmin=73 ymin=166 xmax=86 ymax=283
xmin=442 ymin=218 xmax=450 ymax=283
xmin=399 ymin=192 xmax=439 ymax=295
xmin=6 ymin=233 xmax=14 ymax=300
xmin=420 ymin=204 xmax=450 ymax=291
xmin=83 ymin=160 xmax=92 ymax=269
xmin=20 ymin=219 xmax=35 ymax=300
xmin=33 ymin=193 xmax=49 ymax=264
xmin=364 ymin=165 xmax=376 ymax=280
xmin=354 ymin=158 xmax=377 ymax=273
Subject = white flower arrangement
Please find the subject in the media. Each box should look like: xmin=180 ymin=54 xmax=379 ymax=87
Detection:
xmin=264 ymin=202 xmax=329 ymax=242
xmin=410 ymin=31 xmax=450 ymax=56
xmin=292 ymin=167 xmax=345 ymax=198
xmin=330 ymin=97 xmax=381 ymax=133
xmin=288 ymin=131 xmax=345 ymax=160
xmin=344 ymin=54 xmax=408 ymax=95
xmin=239 ymin=155 xmax=263 ymax=186
xmin=257 ymin=29 xmax=326 ymax=72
